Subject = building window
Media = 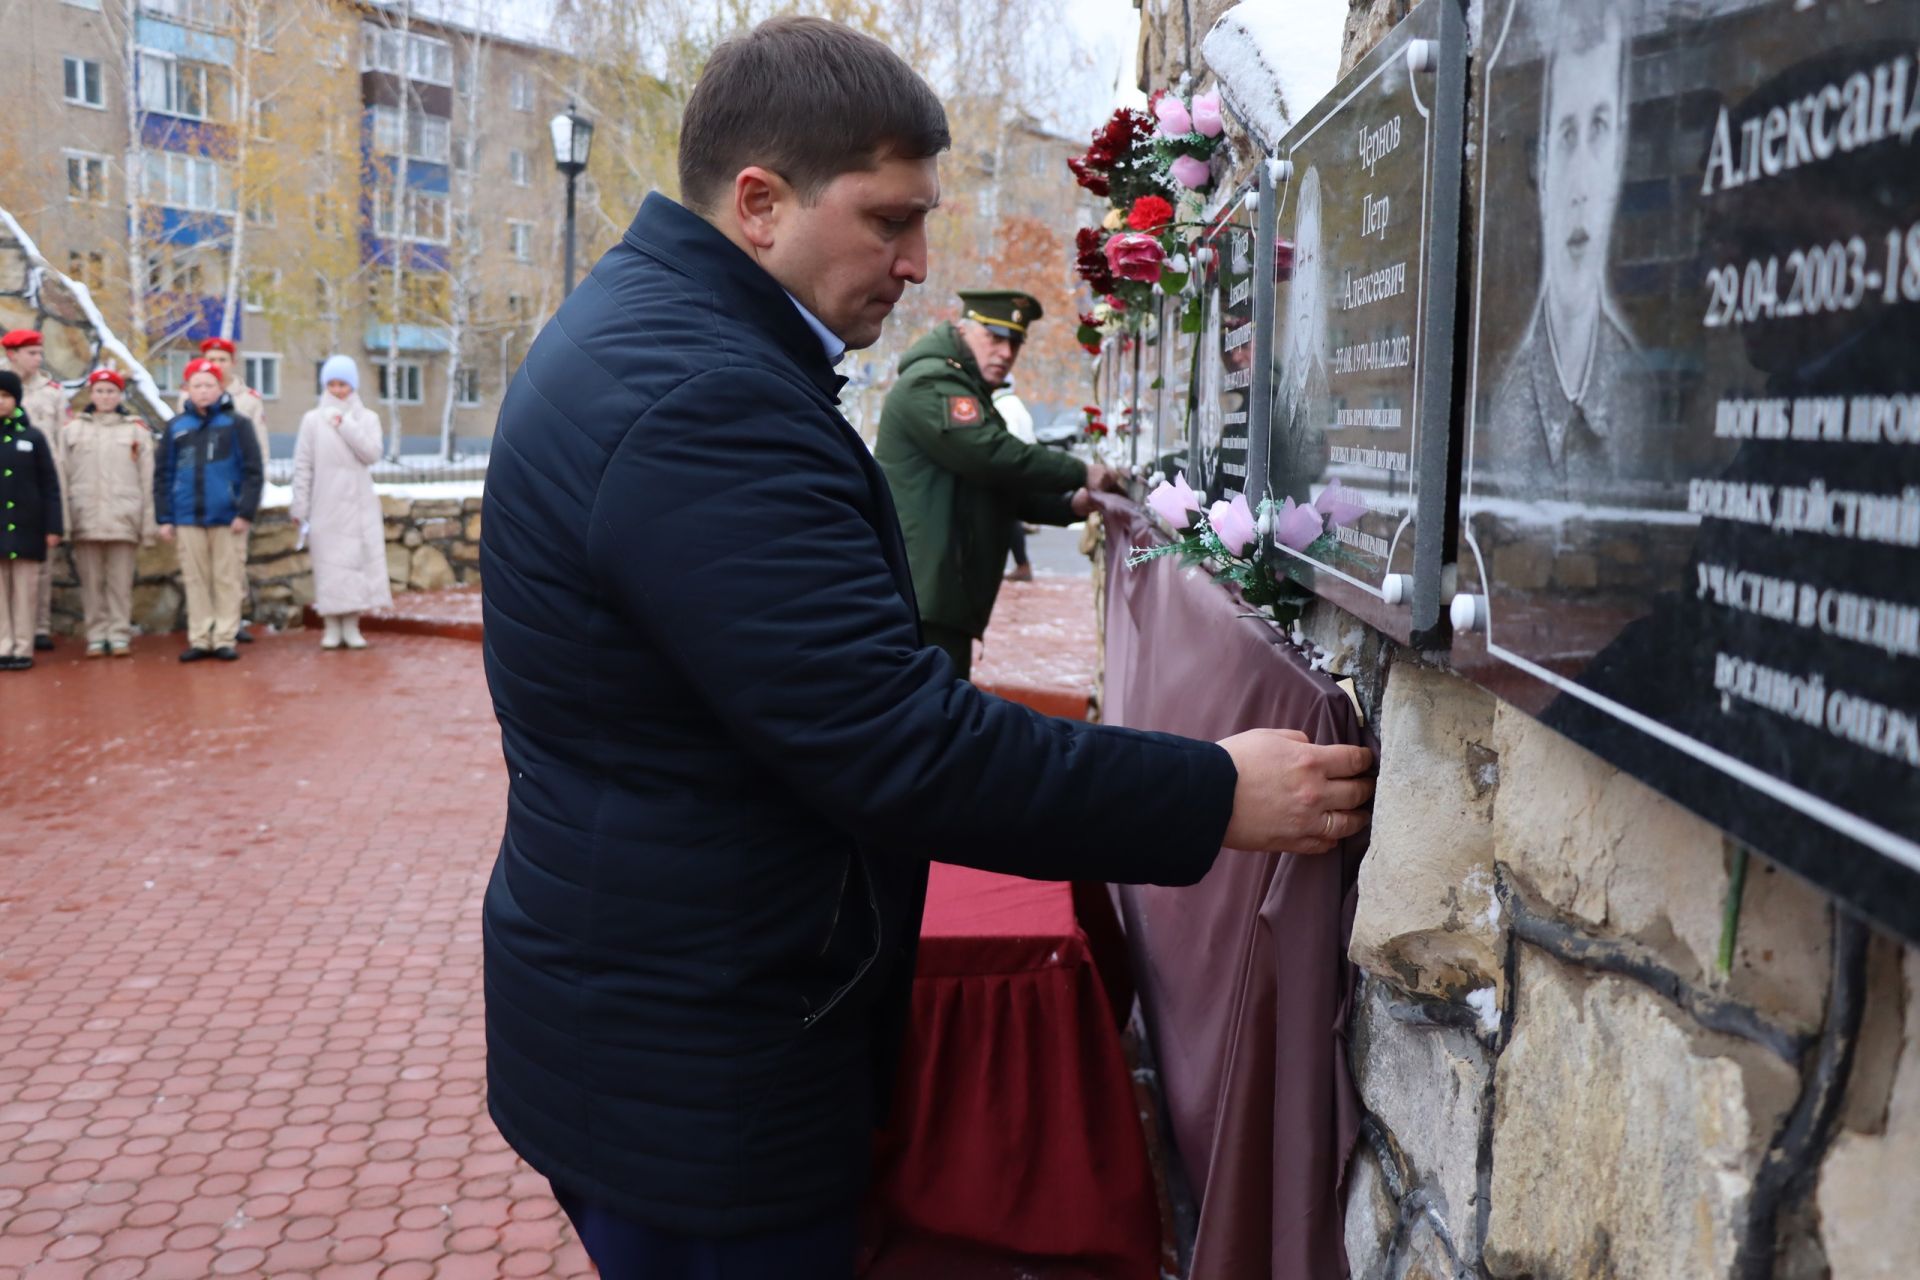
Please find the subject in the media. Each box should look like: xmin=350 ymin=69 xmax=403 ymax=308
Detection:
xmin=65 ymin=152 xmax=109 ymax=203
xmin=243 ymin=268 xmax=279 ymax=313
xmin=455 ymin=367 xmax=481 ymax=406
xmin=507 ymin=221 xmax=533 ymax=262
xmin=63 ymin=56 xmax=105 ymax=108
xmin=508 ymin=148 xmax=528 ymax=186
xmin=250 ymin=100 xmax=275 ymax=140
xmin=66 ymin=252 xmax=106 ymax=291
xmin=137 ymin=52 xmax=230 ymax=122
xmin=359 ymin=24 xmax=451 ymax=86
xmin=144 ymin=0 xmax=234 ymax=29
xmin=242 ymin=353 xmax=281 ymax=399
xmin=144 ymin=152 xmax=232 ymax=213
xmin=153 ymin=350 xmax=194 ymax=391
xmin=65 ymin=0 xmax=105 ymax=9
xmin=375 ymin=189 xmax=450 ymax=244
xmin=370 ymin=106 xmax=450 ymax=163
xmin=510 ymin=71 xmax=533 ymax=111
xmin=374 ymin=359 xmax=423 ymax=405
xmin=452 ymin=138 xmax=470 ymax=172
xmin=245 ymin=191 xmax=275 ymax=225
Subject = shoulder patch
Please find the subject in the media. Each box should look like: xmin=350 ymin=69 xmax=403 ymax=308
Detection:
xmin=947 ymin=396 xmax=982 ymax=427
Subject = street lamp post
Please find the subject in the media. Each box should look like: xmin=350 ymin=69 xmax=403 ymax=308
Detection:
xmin=549 ymin=103 xmax=595 ymax=296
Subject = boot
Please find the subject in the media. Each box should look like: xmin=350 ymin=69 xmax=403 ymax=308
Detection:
xmin=341 ymin=613 xmax=368 ymax=650
xmin=321 ymin=615 xmax=343 ymax=650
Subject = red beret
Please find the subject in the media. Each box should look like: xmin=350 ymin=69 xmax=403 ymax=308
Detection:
xmin=87 ymin=368 xmax=126 ymax=389
xmin=198 ymin=337 xmax=237 ymax=356
xmin=182 ymin=358 xmax=223 ymax=385
xmin=1 ymin=329 xmax=43 ymax=349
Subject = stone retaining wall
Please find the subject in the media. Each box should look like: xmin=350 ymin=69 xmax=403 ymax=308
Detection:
xmin=46 ymin=495 xmax=482 ymax=635
xmin=1130 ymin=2 xmax=1918 ymax=1275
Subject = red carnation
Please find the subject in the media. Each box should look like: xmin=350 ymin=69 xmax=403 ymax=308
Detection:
xmin=1127 ymin=195 xmax=1174 ymax=233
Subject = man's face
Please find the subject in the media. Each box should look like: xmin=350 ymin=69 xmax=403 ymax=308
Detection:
xmin=959 ymin=322 xmax=1020 ymax=388
xmin=760 ymin=153 xmax=939 ymax=351
xmin=9 ymin=344 xmax=43 ymax=377
xmin=0 ymin=393 xmax=16 ymax=416
xmin=1540 ymin=35 xmax=1625 ymax=318
xmin=203 ymin=349 xmax=234 ymax=378
xmin=186 ymin=372 xmax=223 ymax=409
xmin=89 ymin=383 xmax=123 ymax=413
xmin=1286 ymin=186 xmax=1323 ymax=383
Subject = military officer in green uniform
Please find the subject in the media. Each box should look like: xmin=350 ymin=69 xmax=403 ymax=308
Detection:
xmin=876 ymin=289 xmax=1123 ymax=679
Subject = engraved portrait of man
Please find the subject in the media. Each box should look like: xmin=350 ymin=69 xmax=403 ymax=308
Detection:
xmin=1271 ymin=163 xmax=1332 ymax=505
xmin=1486 ymin=0 xmax=1655 ymax=498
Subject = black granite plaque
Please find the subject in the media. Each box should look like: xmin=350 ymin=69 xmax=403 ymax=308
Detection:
xmin=1156 ymin=292 xmax=1194 ymax=476
xmin=1455 ymin=0 xmax=1920 ymax=940
xmin=1191 ymin=190 xmax=1258 ymax=501
xmin=1259 ymin=0 xmax=1467 ymax=644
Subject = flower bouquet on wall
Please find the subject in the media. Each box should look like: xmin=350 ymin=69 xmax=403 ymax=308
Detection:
xmin=1067 ymin=88 xmax=1228 ymax=349
xmin=1131 ymin=473 xmax=1368 ymax=629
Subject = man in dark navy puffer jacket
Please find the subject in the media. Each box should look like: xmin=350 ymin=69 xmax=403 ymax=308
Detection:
xmin=479 ymin=17 xmax=1375 ymax=1278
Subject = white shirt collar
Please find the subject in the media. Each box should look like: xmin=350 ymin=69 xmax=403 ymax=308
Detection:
xmin=784 ymin=292 xmax=846 ymax=366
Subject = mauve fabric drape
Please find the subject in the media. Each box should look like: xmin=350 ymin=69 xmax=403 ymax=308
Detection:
xmin=1097 ymin=495 xmax=1369 ymax=1280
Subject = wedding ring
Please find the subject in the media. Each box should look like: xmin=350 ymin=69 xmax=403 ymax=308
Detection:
xmin=1322 ymin=812 xmax=1336 ymax=838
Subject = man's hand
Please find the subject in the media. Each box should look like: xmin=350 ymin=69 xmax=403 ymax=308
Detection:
xmin=231 ymin=517 xmax=251 ymax=536
xmin=1069 ymin=487 xmax=1096 ymax=518
xmin=156 ymin=524 xmax=174 ymax=543
xmin=1083 ymin=462 xmax=1126 ymax=494
xmin=1217 ymin=728 xmax=1375 ymax=855
xmin=45 ymin=534 xmax=60 ymax=549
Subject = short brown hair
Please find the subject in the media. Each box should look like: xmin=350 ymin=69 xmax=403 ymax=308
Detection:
xmin=677 ymin=16 xmax=950 ymax=214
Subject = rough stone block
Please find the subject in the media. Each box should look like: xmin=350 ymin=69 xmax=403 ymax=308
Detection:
xmin=449 ymin=542 xmax=481 ymax=565
xmin=463 ymin=512 xmax=482 ymax=541
xmin=131 ymin=582 xmax=181 ymax=633
xmin=408 ymin=544 xmax=455 ymax=591
xmin=462 ymin=496 xmax=484 ymax=513
xmin=385 ymin=522 xmax=402 ymax=542
xmin=1492 ymin=706 xmax=1831 ymax=1032
xmin=1352 ymin=663 xmax=1503 ymax=999
xmin=249 ymin=552 xmax=309 ymax=583
xmin=1344 ymin=1141 xmax=1395 ymax=1280
xmin=385 ymin=542 xmax=411 ymax=585
xmin=1490 ymin=541 xmax=1552 ymax=591
xmin=380 ymin=496 xmax=412 ymax=519
xmin=246 ymin=521 xmax=300 ymax=559
xmin=1484 ymin=948 xmax=1798 ymax=1279
xmin=1352 ymin=976 xmax=1491 ymax=1254
xmin=418 ymin=519 xmax=461 ymax=541
xmin=136 ymin=540 xmax=179 ymax=579
xmin=402 ymin=527 xmax=424 ymax=548
xmin=1819 ymin=947 xmax=1919 ymax=1279
xmin=409 ymin=499 xmax=462 ymax=518
xmin=1551 ymin=553 xmax=1599 ymax=590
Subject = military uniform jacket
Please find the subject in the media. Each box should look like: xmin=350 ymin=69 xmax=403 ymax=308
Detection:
xmin=0 ymin=409 xmax=64 ymax=561
xmin=874 ymin=323 xmax=1085 ymax=638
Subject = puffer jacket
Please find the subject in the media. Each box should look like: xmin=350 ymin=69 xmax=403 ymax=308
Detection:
xmin=60 ymin=409 xmax=156 ymax=543
xmin=155 ymin=395 xmax=262 ymax=528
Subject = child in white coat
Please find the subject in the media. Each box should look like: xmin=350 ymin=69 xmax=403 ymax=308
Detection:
xmin=290 ymin=356 xmax=391 ymax=649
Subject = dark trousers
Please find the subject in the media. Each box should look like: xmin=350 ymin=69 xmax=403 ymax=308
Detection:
xmin=1007 ymin=517 xmax=1029 ymax=568
xmin=921 ymin=623 xmax=972 ymax=682
xmin=552 ymin=1183 xmax=856 ymax=1280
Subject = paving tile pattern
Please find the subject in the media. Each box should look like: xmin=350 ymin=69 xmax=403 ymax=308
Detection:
xmin=0 ymin=635 xmax=591 ymax=1278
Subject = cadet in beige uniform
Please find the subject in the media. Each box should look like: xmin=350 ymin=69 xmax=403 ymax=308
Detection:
xmin=61 ymin=369 xmax=155 ymax=656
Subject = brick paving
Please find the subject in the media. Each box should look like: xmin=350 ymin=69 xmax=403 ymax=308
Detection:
xmin=0 ymin=564 xmax=1106 ymax=1279
xmin=0 ymin=633 xmax=591 ymax=1279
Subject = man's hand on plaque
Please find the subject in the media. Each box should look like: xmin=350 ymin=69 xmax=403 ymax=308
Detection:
xmin=1084 ymin=462 xmax=1126 ymax=494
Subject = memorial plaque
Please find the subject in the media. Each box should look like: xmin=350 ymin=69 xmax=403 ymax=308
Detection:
xmin=1156 ymin=292 xmax=1194 ymax=475
xmin=1259 ymin=0 xmax=1467 ymax=644
xmin=1454 ymin=0 xmax=1920 ymax=940
xmin=1191 ymin=188 xmax=1257 ymax=501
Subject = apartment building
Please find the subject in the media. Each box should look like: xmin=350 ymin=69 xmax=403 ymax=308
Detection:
xmin=5 ymin=0 xmax=575 ymax=455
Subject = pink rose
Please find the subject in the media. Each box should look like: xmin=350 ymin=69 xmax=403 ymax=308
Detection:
xmin=1154 ymin=94 xmax=1193 ymax=137
xmin=1104 ymin=232 xmax=1165 ymax=283
xmin=1146 ymin=471 xmax=1203 ymax=530
xmin=1313 ymin=478 xmax=1368 ymax=529
xmin=1170 ymin=154 xmax=1212 ymax=190
xmin=1209 ymin=493 xmax=1258 ymax=556
xmin=1192 ymin=91 xmax=1224 ymax=138
xmin=1274 ymin=496 xmax=1325 ymax=551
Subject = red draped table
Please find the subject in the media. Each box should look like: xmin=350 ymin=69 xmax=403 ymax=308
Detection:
xmin=868 ymin=863 xmax=1161 ymax=1280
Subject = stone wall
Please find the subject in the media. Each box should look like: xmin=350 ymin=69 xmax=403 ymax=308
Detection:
xmin=47 ymin=495 xmax=482 ymax=635
xmin=1129 ymin=2 xmax=1919 ymax=1275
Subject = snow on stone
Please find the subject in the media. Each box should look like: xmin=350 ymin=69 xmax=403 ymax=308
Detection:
xmin=1465 ymin=986 xmax=1501 ymax=1037
xmin=1202 ymin=0 xmax=1348 ymax=150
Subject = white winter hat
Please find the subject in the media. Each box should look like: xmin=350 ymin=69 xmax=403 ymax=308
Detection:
xmin=320 ymin=355 xmax=359 ymax=391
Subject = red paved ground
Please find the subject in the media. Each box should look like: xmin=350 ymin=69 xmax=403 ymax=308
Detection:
xmin=1 ymin=571 xmax=1105 ymax=1279
xmin=0 ymin=634 xmax=591 ymax=1279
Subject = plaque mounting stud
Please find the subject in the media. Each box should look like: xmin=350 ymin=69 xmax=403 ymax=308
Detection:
xmin=1449 ymin=593 xmax=1486 ymax=634
xmin=1382 ymin=574 xmax=1413 ymax=606
xmin=1268 ymin=158 xmax=1294 ymax=183
xmin=1405 ymin=39 xmax=1438 ymax=74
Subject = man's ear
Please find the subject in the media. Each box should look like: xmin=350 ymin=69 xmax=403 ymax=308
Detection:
xmin=732 ymin=166 xmax=790 ymax=251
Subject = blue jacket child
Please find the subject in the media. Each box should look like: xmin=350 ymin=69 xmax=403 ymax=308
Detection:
xmin=154 ymin=389 xmax=263 ymax=529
